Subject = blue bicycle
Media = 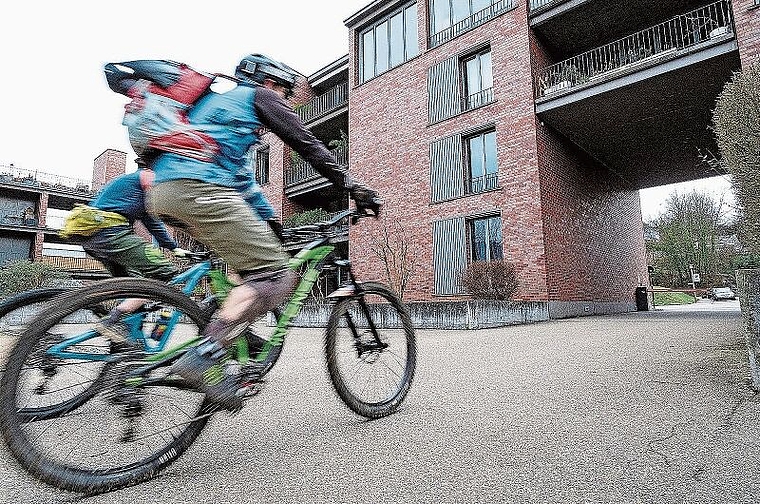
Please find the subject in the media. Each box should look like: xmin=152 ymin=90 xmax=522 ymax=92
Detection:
xmin=0 ymin=209 xmax=416 ymax=494
xmin=0 ymin=250 xmax=262 ymax=423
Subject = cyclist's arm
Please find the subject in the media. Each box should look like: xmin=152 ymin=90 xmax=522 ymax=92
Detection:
xmin=254 ymin=87 xmax=348 ymax=189
xmin=141 ymin=214 xmax=178 ymax=250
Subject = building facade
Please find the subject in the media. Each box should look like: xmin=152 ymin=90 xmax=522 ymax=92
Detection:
xmin=0 ymin=150 xmax=128 ymax=277
xmin=255 ymin=0 xmax=760 ymax=318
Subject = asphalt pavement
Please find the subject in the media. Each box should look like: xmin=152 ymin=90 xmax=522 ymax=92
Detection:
xmin=1 ymin=302 xmax=758 ymax=504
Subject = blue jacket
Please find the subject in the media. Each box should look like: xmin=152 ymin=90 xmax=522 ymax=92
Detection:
xmin=90 ymin=171 xmax=178 ymax=249
xmin=151 ymin=83 xmax=348 ymax=221
xmin=152 ymin=84 xmax=270 ymax=213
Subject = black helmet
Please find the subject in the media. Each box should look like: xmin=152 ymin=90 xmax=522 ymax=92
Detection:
xmin=235 ymin=54 xmax=299 ymax=97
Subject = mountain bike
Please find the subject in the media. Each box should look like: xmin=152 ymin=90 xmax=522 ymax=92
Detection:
xmin=0 ymin=251 xmax=276 ymax=423
xmin=0 ymin=208 xmax=416 ymax=494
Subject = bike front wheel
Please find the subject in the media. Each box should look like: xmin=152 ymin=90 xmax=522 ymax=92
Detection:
xmin=0 ymin=278 xmax=212 ymax=494
xmin=324 ymin=282 xmax=416 ymax=418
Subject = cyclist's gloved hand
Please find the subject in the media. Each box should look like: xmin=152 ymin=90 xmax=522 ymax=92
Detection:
xmin=172 ymin=247 xmax=191 ymax=258
xmin=349 ymin=183 xmax=382 ymax=216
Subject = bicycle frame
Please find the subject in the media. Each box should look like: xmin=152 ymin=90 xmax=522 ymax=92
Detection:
xmin=47 ymin=259 xmax=220 ymax=362
xmin=44 ymin=210 xmax=363 ymax=367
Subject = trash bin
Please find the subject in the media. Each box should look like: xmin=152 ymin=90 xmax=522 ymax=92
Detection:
xmin=635 ymin=286 xmax=649 ymax=311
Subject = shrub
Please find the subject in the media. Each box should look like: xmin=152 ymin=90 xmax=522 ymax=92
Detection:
xmin=283 ymin=208 xmax=331 ymax=228
xmin=0 ymin=260 xmax=70 ymax=298
xmin=458 ymin=260 xmax=518 ymax=300
xmin=713 ymin=63 xmax=760 ymax=255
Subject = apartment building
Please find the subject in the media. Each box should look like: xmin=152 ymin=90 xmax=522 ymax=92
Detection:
xmin=0 ymin=150 xmax=127 ymax=277
xmin=252 ymin=0 xmax=759 ymax=319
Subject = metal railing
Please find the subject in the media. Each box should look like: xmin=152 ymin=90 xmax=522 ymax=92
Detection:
xmin=430 ymin=0 xmax=516 ymax=47
xmin=295 ymin=82 xmax=349 ymax=123
xmin=463 ymin=87 xmax=495 ymax=111
xmin=528 ymin=0 xmax=564 ymax=11
xmin=40 ymin=255 xmax=107 ymax=272
xmin=536 ymin=0 xmax=734 ymax=98
xmin=465 ymin=173 xmax=499 ymax=194
xmin=0 ymin=164 xmax=92 ymax=194
xmin=284 ymin=147 xmax=348 ymax=187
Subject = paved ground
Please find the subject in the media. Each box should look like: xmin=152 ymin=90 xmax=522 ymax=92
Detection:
xmin=1 ymin=303 xmax=759 ymax=504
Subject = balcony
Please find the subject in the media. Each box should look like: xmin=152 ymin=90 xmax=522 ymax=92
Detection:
xmin=430 ymin=0 xmax=517 ymax=48
xmin=0 ymin=164 xmax=92 ymax=197
xmin=533 ymin=0 xmax=740 ymax=189
xmin=295 ymin=82 xmax=348 ymax=124
xmin=536 ymin=0 xmax=735 ymax=98
xmin=284 ymin=147 xmax=348 ymax=197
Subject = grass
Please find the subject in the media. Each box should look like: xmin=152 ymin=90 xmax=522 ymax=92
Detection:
xmin=653 ymin=290 xmax=697 ymax=306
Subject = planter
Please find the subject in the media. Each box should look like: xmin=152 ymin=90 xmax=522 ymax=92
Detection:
xmin=709 ymin=26 xmax=730 ymax=38
xmin=736 ymin=268 xmax=760 ymax=391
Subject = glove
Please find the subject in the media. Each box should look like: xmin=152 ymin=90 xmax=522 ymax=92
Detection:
xmin=172 ymin=247 xmax=191 ymax=258
xmin=349 ymin=183 xmax=382 ymax=216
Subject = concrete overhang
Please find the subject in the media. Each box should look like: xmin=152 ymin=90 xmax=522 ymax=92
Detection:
xmin=535 ymin=39 xmax=741 ymax=189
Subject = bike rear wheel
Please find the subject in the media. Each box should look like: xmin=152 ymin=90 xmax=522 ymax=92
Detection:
xmin=324 ymin=282 xmax=416 ymax=418
xmin=0 ymin=278 xmax=212 ymax=494
xmin=0 ymin=288 xmax=117 ymax=422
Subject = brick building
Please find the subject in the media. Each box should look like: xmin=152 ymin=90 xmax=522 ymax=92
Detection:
xmin=0 ymin=149 xmax=128 ymax=277
xmin=256 ymin=0 xmax=759 ymax=319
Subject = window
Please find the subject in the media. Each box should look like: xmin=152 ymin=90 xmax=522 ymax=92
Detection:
xmin=464 ymin=130 xmax=498 ymax=194
xmin=251 ymin=145 xmax=270 ymax=185
xmin=360 ymin=3 xmax=419 ymax=83
xmin=430 ymin=0 xmax=515 ymax=46
xmin=469 ymin=215 xmax=503 ymax=262
xmin=462 ymin=48 xmax=493 ymax=110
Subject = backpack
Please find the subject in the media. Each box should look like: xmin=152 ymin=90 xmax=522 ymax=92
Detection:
xmin=104 ymin=60 xmax=225 ymax=163
xmin=59 ymin=204 xmax=129 ymax=239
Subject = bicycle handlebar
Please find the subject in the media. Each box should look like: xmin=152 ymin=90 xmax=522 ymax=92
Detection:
xmin=281 ymin=208 xmax=377 ymax=242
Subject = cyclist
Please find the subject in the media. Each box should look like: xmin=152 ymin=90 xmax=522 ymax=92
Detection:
xmin=60 ymin=169 xmax=191 ymax=341
xmin=146 ymin=53 xmax=380 ymax=410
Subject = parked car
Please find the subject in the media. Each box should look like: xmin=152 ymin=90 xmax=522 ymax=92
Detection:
xmin=708 ymin=287 xmax=736 ymax=301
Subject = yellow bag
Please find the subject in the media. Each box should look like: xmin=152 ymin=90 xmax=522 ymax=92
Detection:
xmin=59 ymin=204 xmax=128 ymax=239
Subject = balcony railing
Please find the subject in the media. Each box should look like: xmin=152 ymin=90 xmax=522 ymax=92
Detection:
xmin=463 ymin=87 xmax=495 ymax=111
xmin=295 ymin=82 xmax=349 ymax=123
xmin=40 ymin=255 xmax=107 ymax=272
xmin=536 ymin=0 xmax=734 ymax=98
xmin=528 ymin=0 xmax=565 ymax=11
xmin=0 ymin=164 xmax=92 ymax=194
xmin=285 ymin=147 xmax=348 ymax=188
xmin=430 ymin=0 xmax=516 ymax=48
xmin=465 ymin=173 xmax=499 ymax=195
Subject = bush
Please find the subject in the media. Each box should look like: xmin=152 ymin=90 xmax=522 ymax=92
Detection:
xmin=713 ymin=63 xmax=760 ymax=256
xmin=283 ymin=208 xmax=331 ymax=228
xmin=0 ymin=260 xmax=70 ymax=299
xmin=459 ymin=260 xmax=518 ymax=300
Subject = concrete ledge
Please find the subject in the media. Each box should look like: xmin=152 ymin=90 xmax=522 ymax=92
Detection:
xmin=548 ymin=301 xmax=637 ymax=319
xmin=290 ymin=300 xmax=550 ymax=330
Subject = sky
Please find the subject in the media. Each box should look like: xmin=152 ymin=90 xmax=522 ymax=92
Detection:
xmin=0 ymin=1 xmax=734 ymax=221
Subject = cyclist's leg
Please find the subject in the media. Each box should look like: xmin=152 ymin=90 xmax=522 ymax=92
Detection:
xmin=83 ymin=230 xmax=178 ymax=342
xmin=148 ymin=180 xmax=295 ymax=408
xmin=148 ymin=179 xmax=294 ymax=330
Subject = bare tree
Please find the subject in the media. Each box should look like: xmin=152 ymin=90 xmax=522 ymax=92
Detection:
xmin=370 ymin=216 xmax=416 ymax=299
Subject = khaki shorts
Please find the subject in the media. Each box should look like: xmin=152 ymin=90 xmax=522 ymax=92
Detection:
xmin=146 ymin=179 xmax=288 ymax=273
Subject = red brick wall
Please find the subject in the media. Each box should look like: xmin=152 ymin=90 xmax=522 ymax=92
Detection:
xmin=734 ymin=0 xmax=760 ymax=67
xmin=536 ymin=122 xmax=648 ymax=303
xmin=346 ymin=4 xmax=549 ymax=302
xmin=92 ymin=149 xmax=127 ymax=191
